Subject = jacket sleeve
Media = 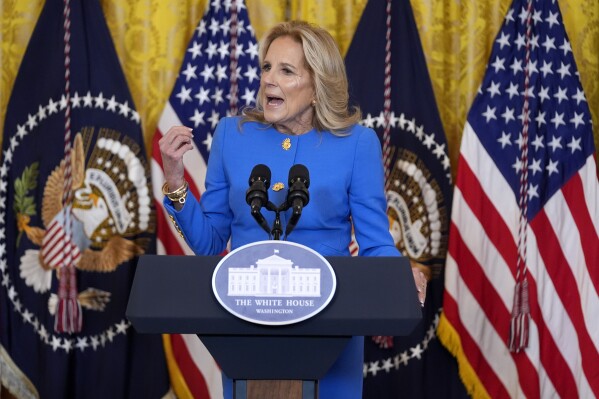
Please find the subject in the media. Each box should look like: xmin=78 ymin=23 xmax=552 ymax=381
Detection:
xmin=349 ymin=128 xmax=401 ymax=257
xmin=162 ymin=119 xmax=232 ymax=255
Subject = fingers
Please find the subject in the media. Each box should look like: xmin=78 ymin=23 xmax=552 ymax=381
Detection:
xmin=159 ymin=126 xmax=194 ymax=185
xmin=412 ymin=267 xmax=428 ymax=308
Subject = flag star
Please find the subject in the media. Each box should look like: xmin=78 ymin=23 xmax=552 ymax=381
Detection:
xmin=410 ymin=344 xmax=424 ymax=359
xmin=215 ymin=64 xmax=228 ymax=82
xmin=195 ymin=87 xmax=211 ymax=105
xmin=187 ymin=41 xmax=202 ymax=59
xmin=118 ymin=101 xmax=130 ymax=117
xmin=433 ymin=143 xmax=446 ymax=159
xmin=496 ymin=32 xmax=511 ymax=49
xmin=541 ymin=35 xmax=556 ymax=52
xmin=0 ymin=163 xmax=8 ymax=177
xmin=540 ymin=61 xmax=553 ymax=77
xmin=518 ymin=7 xmax=529 ymax=24
xmin=203 ymin=132 xmax=214 ymax=152
xmin=21 ymin=309 xmax=33 ymax=323
xmin=482 ymin=105 xmax=497 ymax=122
xmin=220 ymin=19 xmax=231 ymax=35
xmin=553 ymin=87 xmax=568 ymax=104
xmin=406 ymin=118 xmax=416 ymax=133
xmin=244 ymin=66 xmax=259 ymax=83
xmin=497 ymin=131 xmax=512 ymax=148
xmin=531 ymin=135 xmax=544 ymax=151
xmin=195 ymin=19 xmax=207 ymax=36
xmin=550 ymin=112 xmax=565 ymax=129
xmin=546 ymin=159 xmax=559 ymax=175
xmin=510 ymin=58 xmax=523 ymax=75
xmin=505 ymin=8 xmax=515 ymax=22
xmin=246 ymin=42 xmax=259 ymax=60
xmin=520 ymin=86 xmax=534 ymax=98
xmin=82 ymin=91 xmax=94 ymax=107
xmin=529 ymin=34 xmax=539 ymax=50
xmin=208 ymin=110 xmax=220 ymax=128
xmin=517 ymin=109 xmax=530 ymax=124
xmin=200 ymin=65 xmax=215 ymax=82
xmin=91 ymin=336 xmax=100 ymax=350
xmin=71 ymin=92 xmax=82 ymax=108
xmin=205 ymin=41 xmax=218 ymax=59
xmin=106 ymin=328 xmax=116 ymax=342
xmin=234 ymin=42 xmax=245 ymax=58
xmin=130 ymin=110 xmax=140 ymax=124
xmin=94 ymin=92 xmax=106 ymax=109
xmin=116 ymin=320 xmax=129 ymax=334
xmin=62 ymin=339 xmax=73 ymax=353
xmin=501 ymin=107 xmax=515 ymax=124
xmin=37 ymin=105 xmax=47 ymax=121
xmin=208 ymin=17 xmax=220 ymax=36
xmin=572 ymin=88 xmax=587 ymax=105
xmin=217 ymin=40 xmax=230 ymax=59
xmin=515 ymin=33 xmax=526 ymax=50
xmin=397 ymin=351 xmax=410 ymax=366
xmin=106 ymin=95 xmax=118 ymax=111
xmin=176 ymin=85 xmax=192 ymax=104
xmin=556 ymin=62 xmax=571 ymax=79
xmin=47 ymin=98 xmax=59 ymax=114
xmin=368 ymin=361 xmax=381 ymax=376
xmin=535 ymin=111 xmax=546 ymax=127
xmin=546 ymin=11 xmax=559 ymax=28
xmin=60 ymin=95 xmax=68 ymax=109
xmin=26 ymin=113 xmax=37 ymax=130
xmin=515 ymin=133 xmax=524 ymax=148
xmin=423 ymin=133 xmax=436 ymax=149
xmin=548 ymin=135 xmax=563 ymax=151
xmin=416 ymin=124 xmax=425 ymax=140
xmin=189 ymin=109 xmax=206 ymax=127
xmin=538 ymin=86 xmax=550 ymax=103
xmin=570 ymin=112 xmax=585 ymax=129
xmin=181 ymin=63 xmax=198 ymax=82
xmin=241 ymin=88 xmax=256 ymax=105
xmin=236 ymin=19 xmax=247 ymax=35
xmin=381 ymin=358 xmax=394 ymax=373
xmin=512 ymin=157 xmax=523 ymax=172
xmin=559 ymin=39 xmax=572 ymax=56
xmin=527 ymin=184 xmax=539 ymax=199
xmin=528 ymin=158 xmax=542 ymax=175
xmin=75 ymin=337 xmax=89 ymax=351
xmin=362 ymin=114 xmax=375 ymax=128
xmin=486 ymin=81 xmax=501 ymax=98
xmin=526 ymin=60 xmax=538 ymax=75
xmin=212 ymin=87 xmax=224 ymax=105
xmin=9 ymin=136 xmax=18 ymax=151
xmin=50 ymin=336 xmax=62 ymax=351
xmin=567 ymin=136 xmax=582 ymax=153
xmin=532 ymin=10 xmax=542 ymax=24
xmin=490 ymin=56 xmax=506 ymax=73
xmin=506 ymin=82 xmax=520 ymax=99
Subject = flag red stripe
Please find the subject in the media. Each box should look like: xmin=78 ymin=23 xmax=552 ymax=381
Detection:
xmin=455 ymin=155 xmax=518 ymax=276
xmin=531 ymin=211 xmax=599 ymax=395
xmin=561 ymin=172 xmax=599 ymax=293
xmin=524 ymin=266 xmax=580 ymax=398
xmin=442 ymin=291 xmax=511 ymax=398
xmin=448 ymin=222 xmax=540 ymax=398
xmin=171 ymin=334 xmax=212 ymax=398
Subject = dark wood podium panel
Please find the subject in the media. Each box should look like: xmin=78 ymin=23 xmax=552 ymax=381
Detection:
xmin=245 ymin=380 xmax=305 ymax=399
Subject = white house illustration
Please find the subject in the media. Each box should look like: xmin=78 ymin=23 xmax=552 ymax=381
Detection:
xmin=227 ymin=250 xmax=321 ymax=297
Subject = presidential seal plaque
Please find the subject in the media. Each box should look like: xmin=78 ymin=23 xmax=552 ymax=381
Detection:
xmin=212 ymin=240 xmax=336 ymax=326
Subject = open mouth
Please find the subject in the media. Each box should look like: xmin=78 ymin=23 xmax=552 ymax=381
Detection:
xmin=266 ymin=96 xmax=284 ymax=106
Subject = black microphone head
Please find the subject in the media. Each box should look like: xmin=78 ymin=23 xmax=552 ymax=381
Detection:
xmin=288 ymin=164 xmax=309 ymax=188
xmin=249 ymin=164 xmax=271 ymax=187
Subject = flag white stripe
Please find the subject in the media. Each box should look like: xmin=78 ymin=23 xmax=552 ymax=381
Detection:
xmin=444 ymin=253 xmax=528 ymax=398
xmin=181 ymin=334 xmax=223 ymax=399
xmin=460 ymin=124 xmax=519 ymax=240
xmin=543 ymin=190 xmax=599 ymax=351
xmin=526 ymin=224 xmax=594 ymax=399
xmin=578 ymin=158 xmax=599 ymax=237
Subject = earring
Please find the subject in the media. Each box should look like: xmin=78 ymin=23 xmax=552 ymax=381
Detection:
xmin=311 ymin=99 xmax=316 ymax=106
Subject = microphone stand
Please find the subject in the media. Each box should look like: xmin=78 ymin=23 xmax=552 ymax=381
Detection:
xmin=265 ymin=201 xmax=290 ymax=240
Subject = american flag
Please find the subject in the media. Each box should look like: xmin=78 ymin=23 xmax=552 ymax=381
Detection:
xmin=150 ymin=0 xmax=260 ymax=397
xmin=438 ymin=0 xmax=599 ymax=397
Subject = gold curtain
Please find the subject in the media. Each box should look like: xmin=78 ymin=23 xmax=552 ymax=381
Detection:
xmin=1 ymin=0 xmax=597 ymax=175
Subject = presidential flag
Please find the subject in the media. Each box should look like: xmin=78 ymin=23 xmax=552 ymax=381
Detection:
xmin=0 ymin=0 xmax=170 ymax=397
xmin=150 ymin=1 xmax=260 ymax=397
xmin=438 ymin=0 xmax=599 ymax=397
xmin=345 ymin=0 xmax=467 ymax=397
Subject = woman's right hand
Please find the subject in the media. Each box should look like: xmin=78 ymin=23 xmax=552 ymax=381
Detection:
xmin=159 ymin=126 xmax=194 ymax=190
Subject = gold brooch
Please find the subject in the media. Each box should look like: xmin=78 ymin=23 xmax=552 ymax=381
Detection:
xmin=282 ymin=138 xmax=291 ymax=150
xmin=272 ymin=182 xmax=285 ymax=191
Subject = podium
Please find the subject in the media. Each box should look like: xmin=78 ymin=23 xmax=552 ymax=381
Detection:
xmin=126 ymin=254 xmax=422 ymax=399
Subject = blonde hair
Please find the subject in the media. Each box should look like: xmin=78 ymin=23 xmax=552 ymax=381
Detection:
xmin=242 ymin=21 xmax=361 ymax=135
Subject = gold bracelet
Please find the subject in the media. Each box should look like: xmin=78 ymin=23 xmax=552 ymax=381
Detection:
xmin=162 ymin=181 xmax=189 ymax=203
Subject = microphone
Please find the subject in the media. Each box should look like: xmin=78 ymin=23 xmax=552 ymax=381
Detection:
xmin=246 ymin=164 xmax=271 ymax=234
xmin=285 ymin=164 xmax=310 ymax=236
